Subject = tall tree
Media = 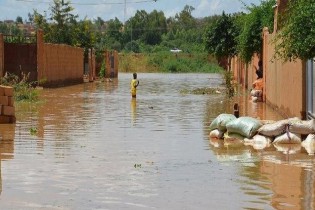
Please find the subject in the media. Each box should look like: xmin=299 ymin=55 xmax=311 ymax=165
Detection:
xmin=144 ymin=10 xmax=167 ymax=45
xmin=125 ymin=10 xmax=148 ymax=42
xmin=175 ymin=5 xmax=196 ymax=30
xmin=236 ymin=0 xmax=274 ymax=62
xmin=16 ymin=16 xmax=23 ymax=24
xmin=106 ymin=17 xmax=123 ymax=42
xmin=275 ymin=0 xmax=315 ymax=61
xmin=47 ymin=0 xmax=78 ymax=45
xmin=204 ymin=12 xmax=239 ymax=69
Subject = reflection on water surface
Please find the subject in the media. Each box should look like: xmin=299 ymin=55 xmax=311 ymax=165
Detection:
xmin=0 ymin=73 xmax=314 ymax=210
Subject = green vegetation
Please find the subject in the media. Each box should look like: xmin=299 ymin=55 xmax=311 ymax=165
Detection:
xmin=180 ymin=87 xmax=224 ymax=95
xmin=1 ymin=0 xmax=313 ymax=91
xmin=0 ymin=73 xmax=39 ymax=102
xmin=30 ymin=127 xmax=38 ymax=135
xmin=236 ymin=0 xmax=274 ymax=62
xmin=204 ymin=12 xmax=239 ymax=68
xmin=99 ymin=61 xmax=106 ymax=78
xmin=275 ymin=0 xmax=315 ymax=61
xmin=119 ymin=52 xmax=223 ymax=73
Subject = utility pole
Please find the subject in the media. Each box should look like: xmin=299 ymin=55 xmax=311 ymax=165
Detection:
xmin=124 ymin=0 xmax=127 ymax=24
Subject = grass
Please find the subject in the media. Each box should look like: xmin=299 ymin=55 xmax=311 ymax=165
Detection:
xmin=0 ymin=72 xmax=40 ymax=102
xmin=118 ymin=52 xmax=224 ymax=73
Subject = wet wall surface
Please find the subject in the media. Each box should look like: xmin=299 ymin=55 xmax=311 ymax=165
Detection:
xmin=0 ymin=73 xmax=314 ymax=210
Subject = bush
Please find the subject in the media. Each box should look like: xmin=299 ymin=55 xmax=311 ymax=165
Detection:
xmin=124 ymin=41 xmax=140 ymax=53
xmin=0 ymin=72 xmax=39 ymax=101
xmin=99 ymin=61 xmax=106 ymax=78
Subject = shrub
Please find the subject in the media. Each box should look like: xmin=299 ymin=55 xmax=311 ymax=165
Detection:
xmin=99 ymin=61 xmax=106 ymax=78
xmin=0 ymin=72 xmax=39 ymax=101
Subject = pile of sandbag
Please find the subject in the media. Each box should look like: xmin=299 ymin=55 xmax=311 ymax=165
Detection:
xmin=209 ymin=114 xmax=236 ymax=139
xmin=209 ymin=113 xmax=315 ymax=155
xmin=251 ymin=79 xmax=263 ymax=102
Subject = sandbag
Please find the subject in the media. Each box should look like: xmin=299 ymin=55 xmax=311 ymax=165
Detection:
xmin=301 ymin=134 xmax=315 ymax=155
xmin=209 ymin=114 xmax=236 ymax=132
xmin=289 ymin=119 xmax=315 ymax=135
xmin=244 ymin=134 xmax=272 ymax=150
xmin=251 ymin=96 xmax=258 ymax=103
xmin=209 ymin=129 xmax=224 ymax=139
xmin=258 ymin=117 xmax=300 ymax=137
xmin=226 ymin=117 xmax=262 ymax=138
xmin=274 ymin=144 xmax=301 ymax=154
xmin=250 ymin=89 xmax=262 ymax=97
xmin=273 ymin=132 xmax=301 ymax=144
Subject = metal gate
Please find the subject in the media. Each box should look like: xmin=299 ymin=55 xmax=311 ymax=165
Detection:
xmin=306 ymin=59 xmax=315 ymax=119
xmin=3 ymin=35 xmax=37 ymax=82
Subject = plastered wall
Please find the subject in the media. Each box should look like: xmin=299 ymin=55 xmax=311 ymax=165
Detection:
xmin=37 ymin=30 xmax=84 ymax=87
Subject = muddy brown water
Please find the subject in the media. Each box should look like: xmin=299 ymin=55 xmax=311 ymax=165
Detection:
xmin=0 ymin=73 xmax=314 ymax=210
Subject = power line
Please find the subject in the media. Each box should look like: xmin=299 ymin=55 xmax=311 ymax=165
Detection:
xmin=15 ymin=0 xmax=158 ymax=5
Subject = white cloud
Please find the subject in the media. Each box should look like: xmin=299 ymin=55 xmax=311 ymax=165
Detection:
xmin=195 ymin=0 xmax=224 ymax=17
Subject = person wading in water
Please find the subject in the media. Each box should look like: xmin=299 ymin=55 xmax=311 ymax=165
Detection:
xmin=130 ymin=73 xmax=139 ymax=98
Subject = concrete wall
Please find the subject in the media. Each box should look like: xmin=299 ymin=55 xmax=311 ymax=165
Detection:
xmin=231 ymin=29 xmax=305 ymax=119
xmin=231 ymin=0 xmax=306 ymax=119
xmin=231 ymin=54 xmax=259 ymax=89
xmin=264 ymin=31 xmax=305 ymax=119
xmin=37 ymin=30 xmax=84 ymax=87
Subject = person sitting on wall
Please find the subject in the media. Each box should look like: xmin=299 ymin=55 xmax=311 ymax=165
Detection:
xmin=255 ymin=60 xmax=263 ymax=79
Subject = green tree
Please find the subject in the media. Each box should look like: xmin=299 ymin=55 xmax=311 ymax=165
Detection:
xmin=203 ymin=12 xmax=239 ymax=68
xmin=144 ymin=10 xmax=167 ymax=45
xmin=16 ymin=16 xmax=23 ymax=24
xmin=124 ymin=10 xmax=148 ymax=42
xmin=32 ymin=9 xmax=49 ymax=31
xmin=236 ymin=0 xmax=274 ymax=62
xmin=0 ymin=22 xmax=22 ymax=36
xmin=46 ymin=0 xmax=78 ymax=45
xmin=175 ymin=5 xmax=196 ymax=30
xmin=75 ymin=19 xmax=95 ymax=49
xmin=275 ymin=0 xmax=315 ymax=60
xmin=106 ymin=17 xmax=123 ymax=43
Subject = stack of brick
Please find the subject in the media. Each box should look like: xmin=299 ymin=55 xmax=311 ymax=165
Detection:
xmin=0 ymin=85 xmax=15 ymax=124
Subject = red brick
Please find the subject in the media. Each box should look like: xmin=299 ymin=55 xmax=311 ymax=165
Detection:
xmin=0 ymin=96 xmax=8 ymax=106
xmin=0 ymin=86 xmax=4 ymax=96
xmin=3 ymin=86 xmax=14 ymax=97
xmin=2 ymin=106 xmax=15 ymax=116
xmin=8 ymin=96 xmax=14 ymax=106
xmin=9 ymin=116 xmax=16 ymax=123
xmin=0 ymin=116 xmax=11 ymax=124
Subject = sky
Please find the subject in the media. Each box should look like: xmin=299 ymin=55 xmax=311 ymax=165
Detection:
xmin=0 ymin=0 xmax=262 ymax=22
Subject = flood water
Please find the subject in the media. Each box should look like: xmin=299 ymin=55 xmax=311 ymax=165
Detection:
xmin=0 ymin=73 xmax=315 ymax=210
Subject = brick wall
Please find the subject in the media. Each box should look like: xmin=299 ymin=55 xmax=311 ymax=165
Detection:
xmin=37 ymin=30 xmax=85 ymax=87
xmin=0 ymin=85 xmax=15 ymax=124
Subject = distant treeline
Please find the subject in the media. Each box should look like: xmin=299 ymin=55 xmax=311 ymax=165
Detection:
xmin=1 ymin=0 xmax=314 ymax=69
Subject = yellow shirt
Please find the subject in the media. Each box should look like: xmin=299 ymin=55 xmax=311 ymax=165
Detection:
xmin=130 ymin=79 xmax=139 ymax=96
